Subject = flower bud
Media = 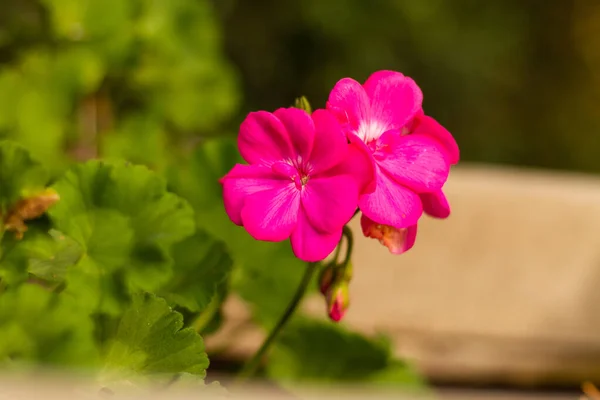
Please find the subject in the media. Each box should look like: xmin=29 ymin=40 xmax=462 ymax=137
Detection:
xmin=293 ymin=96 xmax=312 ymax=113
xmin=318 ymin=265 xmax=335 ymax=295
xmin=318 ymin=261 xmax=352 ymax=296
xmin=325 ymin=282 xmax=349 ymax=322
xmin=3 ymin=188 xmax=60 ymax=239
xmin=360 ymin=214 xmax=417 ymax=255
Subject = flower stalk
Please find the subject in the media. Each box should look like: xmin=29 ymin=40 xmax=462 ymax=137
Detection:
xmin=319 ymin=226 xmax=354 ymax=321
xmin=236 ymin=261 xmax=319 ymax=383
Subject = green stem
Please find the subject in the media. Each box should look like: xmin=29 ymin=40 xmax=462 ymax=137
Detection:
xmin=341 ymin=225 xmax=354 ymax=268
xmin=331 ymin=238 xmax=343 ymax=265
xmin=235 ymin=261 xmax=318 ymax=383
xmin=192 ymin=294 xmax=221 ymax=334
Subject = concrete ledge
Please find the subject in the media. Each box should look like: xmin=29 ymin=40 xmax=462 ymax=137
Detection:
xmin=0 ymin=375 xmax=578 ymax=399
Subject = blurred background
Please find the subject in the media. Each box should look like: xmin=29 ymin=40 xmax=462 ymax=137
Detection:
xmin=1 ymin=0 xmax=600 ymax=398
xmin=2 ymin=0 xmax=600 ymax=172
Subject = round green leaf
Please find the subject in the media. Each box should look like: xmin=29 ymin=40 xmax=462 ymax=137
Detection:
xmin=102 ymin=293 xmax=209 ymax=384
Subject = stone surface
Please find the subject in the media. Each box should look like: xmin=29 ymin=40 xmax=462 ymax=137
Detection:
xmin=336 ymin=163 xmax=600 ymax=385
xmin=207 ymin=163 xmax=600 ymax=386
xmin=0 ymin=376 xmax=580 ymax=399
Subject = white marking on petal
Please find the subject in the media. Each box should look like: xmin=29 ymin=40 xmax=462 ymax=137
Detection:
xmin=357 ymin=120 xmax=388 ymax=143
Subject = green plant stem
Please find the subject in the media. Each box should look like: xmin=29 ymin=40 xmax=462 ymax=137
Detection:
xmin=341 ymin=225 xmax=354 ymax=268
xmin=192 ymin=294 xmax=221 ymax=333
xmin=235 ymin=261 xmax=318 ymax=383
xmin=331 ymin=238 xmax=343 ymax=264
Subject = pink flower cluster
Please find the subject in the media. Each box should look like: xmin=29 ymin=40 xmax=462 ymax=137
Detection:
xmin=221 ymin=70 xmax=459 ymax=262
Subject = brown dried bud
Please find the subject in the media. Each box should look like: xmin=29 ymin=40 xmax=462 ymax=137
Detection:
xmin=2 ymin=188 xmax=60 ymax=239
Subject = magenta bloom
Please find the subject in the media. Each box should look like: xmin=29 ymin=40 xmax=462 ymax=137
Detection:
xmin=358 ymin=110 xmax=461 ymax=255
xmin=405 ymin=110 xmax=460 ymax=219
xmin=366 ymin=111 xmax=459 ymax=253
xmin=221 ymin=107 xmax=372 ymax=262
xmin=327 ymin=70 xmax=452 ymax=230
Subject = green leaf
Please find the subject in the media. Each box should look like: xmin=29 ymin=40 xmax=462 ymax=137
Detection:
xmin=367 ymin=359 xmax=427 ymax=389
xmin=0 ymin=284 xmax=99 ymax=368
xmin=161 ymin=229 xmax=233 ymax=313
xmin=167 ymin=137 xmax=242 ymax=213
xmin=267 ymin=317 xmax=425 ymax=389
xmin=0 ymin=237 xmax=28 ymax=284
xmin=1 ymin=227 xmax=84 ymax=285
xmin=101 ymin=115 xmax=168 ymax=171
xmin=27 ymin=230 xmax=83 ymax=282
xmin=48 ymin=161 xmax=195 ymax=313
xmin=102 ymin=293 xmax=209 ymax=383
xmin=0 ymin=140 xmax=48 ymax=213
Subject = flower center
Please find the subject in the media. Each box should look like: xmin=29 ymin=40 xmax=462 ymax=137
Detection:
xmin=271 ymin=161 xmax=310 ymax=191
xmin=367 ymin=137 xmax=393 ymax=161
xmin=293 ymin=174 xmax=309 ymax=190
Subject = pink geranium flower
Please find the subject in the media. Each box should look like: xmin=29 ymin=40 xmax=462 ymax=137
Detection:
xmin=327 ymin=70 xmax=451 ymax=227
xmin=221 ymin=107 xmax=373 ymax=262
xmin=405 ymin=110 xmax=460 ymax=219
xmin=326 ymin=70 xmax=457 ymax=254
xmin=361 ymin=110 xmax=460 ymax=254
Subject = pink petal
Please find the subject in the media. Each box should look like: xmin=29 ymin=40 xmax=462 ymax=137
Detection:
xmin=238 ymin=111 xmax=293 ymax=164
xmin=363 ymin=70 xmax=423 ymax=132
xmin=374 ymin=131 xmax=449 ymax=193
xmin=412 ymin=115 xmax=459 ymax=165
xmin=301 ymin=175 xmax=358 ymax=233
xmin=358 ymin=165 xmax=423 ymax=229
xmin=273 ymin=107 xmax=315 ymax=162
xmin=420 ymin=189 xmax=451 ymax=219
xmin=323 ymin=133 xmax=376 ymax=195
xmin=401 ymin=224 xmax=418 ymax=253
xmin=402 ymin=108 xmax=424 ymax=134
xmin=360 ymin=214 xmax=417 ymax=255
xmin=221 ymin=164 xmax=284 ymax=225
xmin=309 ymin=109 xmax=348 ymax=173
xmin=290 ymin=211 xmax=343 ymax=262
xmin=270 ymin=161 xmax=297 ymax=178
xmin=240 ymin=183 xmax=300 ymax=241
xmin=328 ymin=296 xmax=346 ymax=322
xmin=326 ymin=78 xmax=371 ymax=132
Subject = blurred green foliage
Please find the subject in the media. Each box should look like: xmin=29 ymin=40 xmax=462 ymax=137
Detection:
xmin=0 ymin=0 xmax=239 ymax=172
xmin=0 ymin=0 xmax=425 ymax=391
xmin=267 ymin=317 xmax=425 ymax=389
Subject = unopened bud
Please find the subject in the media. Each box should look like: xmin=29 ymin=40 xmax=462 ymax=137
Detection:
xmin=319 ymin=261 xmax=352 ymax=295
xmin=3 ymin=188 xmax=60 ymax=239
xmin=293 ymin=96 xmax=312 ymax=114
xmin=318 ymin=266 xmax=335 ymax=295
xmin=326 ymin=282 xmax=349 ymax=322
